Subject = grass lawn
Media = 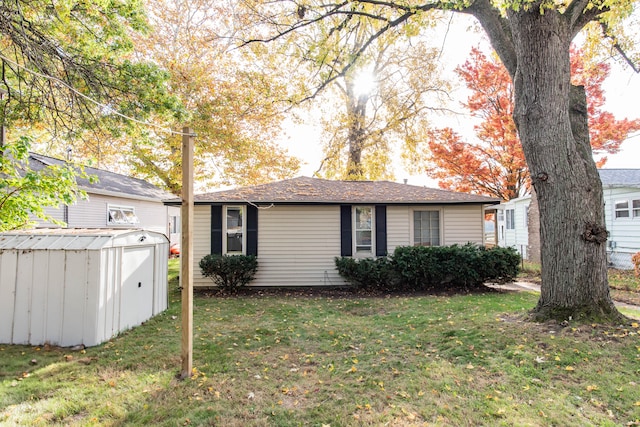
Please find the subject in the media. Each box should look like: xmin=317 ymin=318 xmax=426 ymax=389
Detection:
xmin=1 ymin=261 xmax=639 ymax=426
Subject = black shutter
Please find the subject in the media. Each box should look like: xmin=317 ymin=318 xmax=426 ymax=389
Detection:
xmin=210 ymin=205 xmax=223 ymax=255
xmin=246 ymin=204 xmax=258 ymax=256
xmin=340 ymin=205 xmax=352 ymax=257
xmin=375 ymin=205 xmax=387 ymax=257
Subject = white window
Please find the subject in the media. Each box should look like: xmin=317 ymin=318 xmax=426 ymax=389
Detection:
xmin=633 ymin=200 xmax=640 ymax=218
xmin=354 ymin=206 xmax=373 ymax=254
xmin=224 ymin=206 xmax=245 ymax=254
xmin=413 ymin=210 xmax=440 ymax=247
xmin=170 ymin=215 xmax=181 ymax=234
xmin=107 ymin=205 xmax=139 ymax=226
xmin=506 ymin=209 xmax=515 ymax=229
xmin=615 ymin=200 xmax=630 ymax=219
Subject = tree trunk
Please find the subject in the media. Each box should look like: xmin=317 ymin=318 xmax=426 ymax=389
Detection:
xmin=346 ymin=93 xmax=368 ymax=178
xmin=527 ymin=186 xmax=541 ymax=263
xmin=508 ymin=8 xmax=621 ymax=321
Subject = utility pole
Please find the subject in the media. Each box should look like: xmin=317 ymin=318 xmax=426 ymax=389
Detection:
xmin=180 ymin=126 xmax=194 ymax=379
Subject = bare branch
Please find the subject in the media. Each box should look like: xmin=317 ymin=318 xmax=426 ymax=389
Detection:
xmin=600 ymin=21 xmax=639 ymax=73
xmin=462 ymin=0 xmax=517 ymax=77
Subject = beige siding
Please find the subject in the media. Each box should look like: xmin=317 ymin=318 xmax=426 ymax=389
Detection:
xmin=193 ymin=206 xmax=212 ymax=286
xmin=442 ymin=205 xmax=485 ymax=245
xmin=254 ymin=205 xmax=346 ymax=287
xmin=191 ymin=203 xmax=487 ymax=287
xmin=388 ymin=205 xmax=485 ymax=250
xmin=387 ymin=206 xmax=410 ymax=253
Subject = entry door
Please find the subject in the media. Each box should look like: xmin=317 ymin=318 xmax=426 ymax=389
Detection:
xmin=121 ymin=247 xmax=154 ymax=330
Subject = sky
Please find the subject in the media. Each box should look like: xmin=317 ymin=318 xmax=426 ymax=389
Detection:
xmin=277 ymin=14 xmax=640 ymax=187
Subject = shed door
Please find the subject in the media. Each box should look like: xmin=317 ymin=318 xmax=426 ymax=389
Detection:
xmin=121 ymin=247 xmax=155 ymax=330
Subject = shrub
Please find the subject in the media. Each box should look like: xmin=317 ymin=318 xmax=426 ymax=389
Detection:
xmin=391 ymin=244 xmax=520 ymax=290
xmin=477 ymin=246 xmax=520 ymax=283
xmin=335 ymin=256 xmax=397 ymax=291
xmin=199 ymin=254 xmax=258 ymax=291
xmin=335 ymin=244 xmax=520 ymax=293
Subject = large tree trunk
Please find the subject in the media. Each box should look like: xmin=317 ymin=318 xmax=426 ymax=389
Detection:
xmin=346 ymin=93 xmax=368 ymax=178
xmin=508 ymin=8 xmax=621 ymax=321
xmin=527 ymin=186 xmax=541 ymax=264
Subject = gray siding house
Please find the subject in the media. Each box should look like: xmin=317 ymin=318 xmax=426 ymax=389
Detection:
xmin=167 ymin=176 xmax=500 ymax=287
xmin=600 ymin=169 xmax=640 ymax=269
xmin=28 ymin=153 xmax=179 ymax=242
xmin=497 ymin=169 xmax=640 ymax=269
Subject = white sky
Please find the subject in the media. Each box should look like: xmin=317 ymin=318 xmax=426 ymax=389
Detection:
xmin=277 ymin=14 xmax=640 ymax=187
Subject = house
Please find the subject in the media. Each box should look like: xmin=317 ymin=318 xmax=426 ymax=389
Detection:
xmin=600 ymin=169 xmax=640 ymax=269
xmin=496 ymin=195 xmax=531 ymax=260
xmin=166 ymin=176 xmax=500 ymax=287
xmin=28 ymin=153 xmax=180 ymax=244
xmin=497 ymin=169 xmax=640 ymax=269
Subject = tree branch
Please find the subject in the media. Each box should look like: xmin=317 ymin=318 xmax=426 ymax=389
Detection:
xmin=462 ymin=0 xmax=517 ymax=77
xmin=599 ymin=21 xmax=640 ymax=73
xmin=565 ymin=0 xmax=591 ymax=29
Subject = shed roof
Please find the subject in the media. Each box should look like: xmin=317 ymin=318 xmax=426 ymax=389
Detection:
xmin=167 ymin=176 xmax=500 ymax=205
xmin=0 ymin=228 xmax=167 ymax=250
xmin=598 ymin=169 xmax=640 ymax=188
xmin=29 ymin=153 xmax=175 ymax=201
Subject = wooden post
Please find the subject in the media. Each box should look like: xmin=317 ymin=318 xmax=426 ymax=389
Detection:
xmin=180 ymin=127 xmax=194 ymax=379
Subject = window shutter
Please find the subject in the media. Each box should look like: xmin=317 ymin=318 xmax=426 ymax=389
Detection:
xmin=210 ymin=205 xmax=223 ymax=255
xmin=340 ymin=205 xmax=352 ymax=257
xmin=246 ymin=204 xmax=258 ymax=256
xmin=375 ymin=205 xmax=387 ymax=257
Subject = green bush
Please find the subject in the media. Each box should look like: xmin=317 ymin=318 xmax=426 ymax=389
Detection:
xmin=335 ymin=244 xmax=521 ymax=293
xmin=199 ymin=254 xmax=258 ymax=291
xmin=392 ymin=244 xmax=520 ymax=290
xmin=335 ymin=256 xmax=397 ymax=291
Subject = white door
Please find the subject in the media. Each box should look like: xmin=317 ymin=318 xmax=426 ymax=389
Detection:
xmin=121 ymin=247 xmax=154 ymax=330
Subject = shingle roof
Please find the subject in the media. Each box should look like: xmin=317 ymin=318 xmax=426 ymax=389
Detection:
xmin=598 ymin=169 xmax=640 ymax=188
xmin=179 ymin=176 xmax=499 ymax=205
xmin=29 ymin=153 xmax=175 ymax=201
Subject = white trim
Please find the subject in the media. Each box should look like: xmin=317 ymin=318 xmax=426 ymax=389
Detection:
xmin=223 ymin=205 xmax=246 ymax=255
xmin=107 ymin=205 xmax=139 ymax=226
xmin=409 ymin=208 xmax=442 ymax=247
xmin=352 ymin=205 xmax=375 ymax=257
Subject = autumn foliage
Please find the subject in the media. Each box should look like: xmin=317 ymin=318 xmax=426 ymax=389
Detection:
xmin=422 ymin=47 xmax=640 ymax=200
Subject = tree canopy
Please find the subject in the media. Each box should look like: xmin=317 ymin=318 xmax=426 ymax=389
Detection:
xmin=248 ymin=0 xmax=639 ymax=323
xmin=414 ymin=46 xmax=640 ymax=200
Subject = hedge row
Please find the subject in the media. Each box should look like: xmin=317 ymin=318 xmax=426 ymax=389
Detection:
xmin=335 ymin=244 xmax=520 ymax=292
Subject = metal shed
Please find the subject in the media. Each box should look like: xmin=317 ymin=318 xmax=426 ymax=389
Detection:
xmin=0 ymin=229 xmax=169 ymax=347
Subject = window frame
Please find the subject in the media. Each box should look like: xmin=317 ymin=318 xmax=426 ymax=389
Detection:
xmin=410 ymin=208 xmax=442 ymax=247
xmin=505 ymin=208 xmax=516 ymax=230
xmin=633 ymin=199 xmax=640 ymax=218
xmin=614 ymin=200 xmax=630 ymax=219
xmin=223 ymin=205 xmax=246 ymax=255
xmin=107 ymin=205 xmax=139 ymax=226
xmin=352 ymin=205 xmax=375 ymax=256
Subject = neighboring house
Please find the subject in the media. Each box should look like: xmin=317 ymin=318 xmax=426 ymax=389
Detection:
xmin=28 ymin=153 xmax=179 ymax=243
xmin=600 ymin=169 xmax=640 ymax=269
xmin=496 ymin=195 xmax=531 ymax=260
xmin=497 ymin=169 xmax=640 ymax=269
xmin=166 ymin=176 xmax=500 ymax=287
